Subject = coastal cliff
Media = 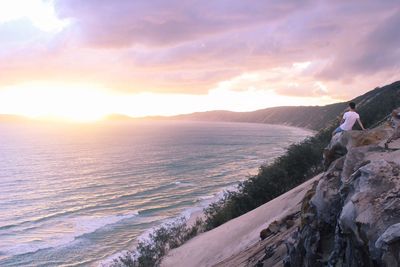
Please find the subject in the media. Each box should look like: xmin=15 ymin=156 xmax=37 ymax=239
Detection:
xmin=109 ymin=81 xmax=400 ymax=267
xmin=161 ymin=116 xmax=400 ymax=266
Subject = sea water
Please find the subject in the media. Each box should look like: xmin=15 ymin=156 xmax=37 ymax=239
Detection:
xmin=0 ymin=120 xmax=311 ymax=266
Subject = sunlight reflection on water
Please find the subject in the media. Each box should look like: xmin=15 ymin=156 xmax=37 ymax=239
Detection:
xmin=0 ymin=121 xmax=311 ymax=266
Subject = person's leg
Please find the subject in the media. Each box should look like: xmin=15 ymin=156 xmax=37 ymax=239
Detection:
xmin=332 ymin=126 xmax=344 ymax=136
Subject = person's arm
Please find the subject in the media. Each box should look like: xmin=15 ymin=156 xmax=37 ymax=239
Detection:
xmin=339 ymin=113 xmax=346 ymax=125
xmin=357 ymin=118 xmax=365 ymax=130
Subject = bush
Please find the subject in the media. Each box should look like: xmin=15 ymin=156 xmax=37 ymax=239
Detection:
xmin=204 ymin=125 xmax=335 ymax=229
xmin=110 ymin=217 xmax=204 ymax=267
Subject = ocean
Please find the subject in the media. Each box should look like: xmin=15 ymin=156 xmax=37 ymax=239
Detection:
xmin=0 ymin=120 xmax=311 ymax=266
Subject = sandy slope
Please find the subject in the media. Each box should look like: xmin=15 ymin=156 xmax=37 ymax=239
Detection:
xmin=161 ymin=174 xmax=322 ymax=267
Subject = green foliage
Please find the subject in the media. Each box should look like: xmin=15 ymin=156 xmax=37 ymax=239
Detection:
xmin=357 ymin=82 xmax=400 ymax=129
xmin=111 ymin=218 xmax=204 ymax=267
xmin=204 ymin=130 xmax=331 ymax=229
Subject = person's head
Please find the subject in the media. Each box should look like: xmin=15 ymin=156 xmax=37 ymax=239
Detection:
xmin=349 ymin=102 xmax=356 ymax=110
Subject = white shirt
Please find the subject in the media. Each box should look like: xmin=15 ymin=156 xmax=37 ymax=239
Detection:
xmin=340 ymin=111 xmax=359 ymax=131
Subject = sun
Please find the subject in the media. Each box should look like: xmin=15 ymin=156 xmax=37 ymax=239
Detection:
xmin=0 ymin=82 xmax=113 ymax=122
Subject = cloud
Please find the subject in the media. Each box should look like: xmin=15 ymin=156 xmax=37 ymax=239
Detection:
xmin=0 ymin=0 xmax=398 ymax=102
xmin=54 ymin=0 xmax=310 ymax=47
xmin=318 ymin=9 xmax=400 ymax=80
xmin=0 ymin=18 xmax=42 ymax=46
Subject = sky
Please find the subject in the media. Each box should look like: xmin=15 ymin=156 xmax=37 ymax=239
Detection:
xmin=0 ymin=0 xmax=398 ymax=121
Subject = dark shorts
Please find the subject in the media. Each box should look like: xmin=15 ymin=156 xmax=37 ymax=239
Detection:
xmin=333 ymin=126 xmax=344 ymax=135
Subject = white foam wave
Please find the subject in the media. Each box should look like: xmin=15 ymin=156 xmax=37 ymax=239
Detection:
xmin=74 ymin=211 xmax=139 ymax=236
xmin=1 ymin=211 xmax=139 ymax=257
xmin=1 ymin=235 xmax=76 ymax=259
xmin=173 ymin=181 xmax=194 ymax=187
xmin=197 ymin=195 xmax=214 ymax=201
xmin=99 ymin=184 xmax=241 ymax=266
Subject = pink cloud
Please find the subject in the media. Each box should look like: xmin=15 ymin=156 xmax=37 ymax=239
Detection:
xmin=54 ymin=0 xmax=310 ymax=47
xmin=0 ymin=0 xmax=398 ymax=100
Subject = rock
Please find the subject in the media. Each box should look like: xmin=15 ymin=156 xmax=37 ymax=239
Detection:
xmin=385 ymin=138 xmax=400 ymax=150
xmin=263 ymin=245 xmax=276 ymax=259
xmin=260 ymin=214 xmax=300 ymax=241
xmin=376 ymin=223 xmax=400 ymax=249
xmin=375 ymin=223 xmax=400 ymax=266
xmin=323 ymin=125 xmax=391 ymax=169
xmin=259 ymin=228 xmax=271 ymax=241
xmin=311 ymin=157 xmax=343 ymax=225
xmin=284 ymin=122 xmax=400 ymax=267
xmin=285 ymin=219 xmax=295 ymax=228
xmin=268 ymin=221 xmax=280 ymax=233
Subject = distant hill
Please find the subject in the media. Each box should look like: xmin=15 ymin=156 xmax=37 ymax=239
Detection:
xmin=1 ymin=81 xmax=399 ymax=130
xmin=172 ymin=81 xmax=400 ymax=131
xmin=172 ymin=105 xmax=346 ymax=131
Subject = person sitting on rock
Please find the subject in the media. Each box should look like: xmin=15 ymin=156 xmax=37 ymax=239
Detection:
xmin=332 ymin=102 xmax=365 ymax=136
xmin=384 ymin=107 xmax=400 ymax=149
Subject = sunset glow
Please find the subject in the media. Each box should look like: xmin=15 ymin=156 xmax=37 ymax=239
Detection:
xmin=0 ymin=0 xmax=398 ymax=121
xmin=0 ymin=83 xmax=110 ymax=122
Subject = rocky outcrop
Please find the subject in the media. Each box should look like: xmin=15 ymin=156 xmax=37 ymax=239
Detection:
xmin=281 ymin=124 xmax=400 ymax=267
xmin=323 ymin=124 xmax=391 ymax=169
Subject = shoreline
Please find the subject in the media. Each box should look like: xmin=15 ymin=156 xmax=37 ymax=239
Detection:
xmin=173 ymin=119 xmax=316 ymax=134
xmin=99 ymin=123 xmax=314 ymax=267
xmin=99 ymin=183 xmax=240 ymax=266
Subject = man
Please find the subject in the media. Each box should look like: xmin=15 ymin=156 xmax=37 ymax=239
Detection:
xmin=384 ymin=107 xmax=400 ymax=149
xmin=332 ymin=102 xmax=365 ymax=136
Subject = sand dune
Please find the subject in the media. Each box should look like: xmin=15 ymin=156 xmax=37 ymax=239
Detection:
xmin=161 ymin=174 xmax=322 ymax=267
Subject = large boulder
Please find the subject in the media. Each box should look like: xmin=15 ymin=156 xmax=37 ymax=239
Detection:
xmin=323 ymin=125 xmax=391 ymax=169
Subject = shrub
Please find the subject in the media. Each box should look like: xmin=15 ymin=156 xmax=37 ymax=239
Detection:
xmin=204 ymin=125 xmax=335 ymax=229
xmin=110 ymin=217 xmax=204 ymax=267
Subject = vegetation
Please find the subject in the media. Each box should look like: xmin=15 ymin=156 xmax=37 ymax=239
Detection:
xmin=115 ymin=81 xmax=400 ymax=266
xmin=203 ymin=126 xmax=334 ymax=229
xmin=110 ymin=218 xmax=203 ymax=267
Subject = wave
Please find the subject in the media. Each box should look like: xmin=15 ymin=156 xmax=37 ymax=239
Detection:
xmin=0 ymin=205 xmax=108 ymax=232
xmin=1 ymin=182 xmax=196 ymax=233
xmin=99 ymin=184 xmax=241 ymax=266
xmin=173 ymin=181 xmax=195 ymax=186
xmin=74 ymin=211 xmax=140 ymax=237
xmin=197 ymin=195 xmax=214 ymax=201
xmin=1 ymin=211 xmax=140 ymax=257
